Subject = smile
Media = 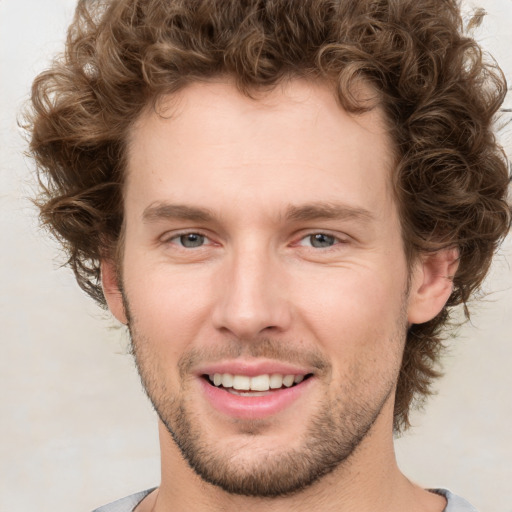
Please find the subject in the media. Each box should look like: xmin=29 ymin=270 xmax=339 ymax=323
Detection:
xmin=206 ymin=373 xmax=308 ymax=394
xmin=199 ymin=369 xmax=315 ymax=419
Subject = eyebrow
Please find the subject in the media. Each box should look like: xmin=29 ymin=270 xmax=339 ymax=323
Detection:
xmin=142 ymin=201 xmax=375 ymax=224
xmin=284 ymin=202 xmax=375 ymax=224
xmin=142 ymin=203 xmax=215 ymax=223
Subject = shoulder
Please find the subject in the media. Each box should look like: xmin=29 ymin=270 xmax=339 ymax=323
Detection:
xmin=91 ymin=488 xmax=156 ymax=512
xmin=430 ymin=489 xmax=480 ymax=512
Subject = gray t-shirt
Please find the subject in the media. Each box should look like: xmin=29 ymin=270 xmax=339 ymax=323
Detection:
xmin=92 ymin=488 xmax=155 ymax=512
xmin=92 ymin=488 xmax=479 ymax=511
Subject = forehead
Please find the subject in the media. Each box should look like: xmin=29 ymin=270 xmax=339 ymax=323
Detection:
xmin=125 ymin=79 xmax=396 ymax=221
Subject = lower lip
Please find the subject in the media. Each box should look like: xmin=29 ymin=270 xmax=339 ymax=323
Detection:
xmin=199 ymin=377 xmax=314 ymax=420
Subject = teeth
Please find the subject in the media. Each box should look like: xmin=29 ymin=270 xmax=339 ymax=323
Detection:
xmin=232 ymin=375 xmax=250 ymax=390
xmin=282 ymin=375 xmax=295 ymax=387
xmin=250 ymin=374 xmax=270 ymax=391
xmin=221 ymin=373 xmax=234 ymax=387
xmin=209 ymin=373 xmax=306 ymax=392
xmin=269 ymin=374 xmax=283 ymax=389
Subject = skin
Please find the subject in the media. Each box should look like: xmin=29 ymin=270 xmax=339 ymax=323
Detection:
xmin=102 ymin=79 xmax=458 ymax=512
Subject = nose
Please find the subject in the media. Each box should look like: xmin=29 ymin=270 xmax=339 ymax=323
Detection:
xmin=211 ymin=243 xmax=292 ymax=339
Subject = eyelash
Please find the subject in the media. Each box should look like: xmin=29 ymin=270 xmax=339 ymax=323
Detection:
xmin=163 ymin=231 xmax=347 ymax=250
xmin=165 ymin=231 xmax=213 ymax=249
xmin=295 ymin=232 xmax=346 ymax=249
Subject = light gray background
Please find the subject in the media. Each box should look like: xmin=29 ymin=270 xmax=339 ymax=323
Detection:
xmin=1 ymin=1 xmax=511 ymax=511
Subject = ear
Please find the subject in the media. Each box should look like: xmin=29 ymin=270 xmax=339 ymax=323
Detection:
xmin=101 ymin=259 xmax=128 ymax=325
xmin=407 ymin=247 xmax=459 ymax=324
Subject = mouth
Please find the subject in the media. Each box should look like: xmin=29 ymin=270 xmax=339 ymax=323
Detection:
xmin=198 ymin=367 xmax=315 ymax=420
xmin=203 ymin=372 xmax=313 ymax=396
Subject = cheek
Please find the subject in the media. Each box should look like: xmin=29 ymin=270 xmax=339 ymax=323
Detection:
xmin=298 ymin=264 xmax=404 ymax=324
xmin=123 ymin=259 xmax=215 ymax=348
xmin=293 ymin=266 xmax=407 ymax=366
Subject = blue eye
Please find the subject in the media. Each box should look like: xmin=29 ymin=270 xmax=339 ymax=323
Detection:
xmin=175 ymin=233 xmax=206 ymax=248
xmin=310 ymin=233 xmax=336 ymax=248
xmin=301 ymin=233 xmax=337 ymax=248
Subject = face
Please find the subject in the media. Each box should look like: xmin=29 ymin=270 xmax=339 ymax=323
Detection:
xmin=106 ymin=79 xmax=419 ymax=497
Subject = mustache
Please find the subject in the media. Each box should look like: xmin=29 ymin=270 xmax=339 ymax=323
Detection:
xmin=176 ymin=337 xmax=330 ymax=379
xmin=123 ymin=289 xmax=330 ymax=377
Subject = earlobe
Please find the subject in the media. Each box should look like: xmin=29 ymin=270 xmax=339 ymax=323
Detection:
xmin=407 ymin=247 xmax=459 ymax=325
xmin=101 ymin=259 xmax=128 ymax=325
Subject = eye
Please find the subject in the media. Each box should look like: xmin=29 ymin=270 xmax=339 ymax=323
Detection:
xmin=299 ymin=233 xmax=338 ymax=248
xmin=170 ymin=232 xmax=208 ymax=248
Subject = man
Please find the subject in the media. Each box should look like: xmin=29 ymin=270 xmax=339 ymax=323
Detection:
xmin=27 ymin=0 xmax=510 ymax=511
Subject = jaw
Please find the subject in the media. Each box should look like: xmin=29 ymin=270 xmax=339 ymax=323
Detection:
xmin=154 ymin=364 xmax=396 ymax=490
xmin=153 ymin=386 xmax=403 ymax=512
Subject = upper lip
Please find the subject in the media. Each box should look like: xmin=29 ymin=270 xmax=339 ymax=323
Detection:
xmin=195 ymin=359 xmax=313 ymax=377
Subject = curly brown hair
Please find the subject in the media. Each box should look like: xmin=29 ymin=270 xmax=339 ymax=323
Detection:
xmin=27 ymin=0 xmax=511 ymax=431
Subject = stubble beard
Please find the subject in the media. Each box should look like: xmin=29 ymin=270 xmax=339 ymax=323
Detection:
xmin=124 ymin=295 xmax=407 ymax=498
xmin=156 ymin=382 xmax=393 ymax=497
xmin=129 ymin=342 xmax=403 ymax=497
